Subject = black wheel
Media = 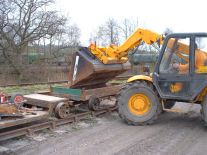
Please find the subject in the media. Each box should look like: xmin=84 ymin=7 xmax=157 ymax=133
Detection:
xmin=88 ymin=97 xmax=100 ymax=111
xmin=201 ymin=96 xmax=207 ymax=126
xmin=164 ymin=100 xmax=176 ymax=109
xmin=118 ymin=81 xmax=161 ymax=125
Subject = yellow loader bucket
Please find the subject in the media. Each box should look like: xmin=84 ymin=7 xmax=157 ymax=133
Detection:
xmin=68 ymin=47 xmax=131 ymax=89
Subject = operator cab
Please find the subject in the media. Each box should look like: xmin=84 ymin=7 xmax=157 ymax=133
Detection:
xmin=153 ymin=33 xmax=207 ymax=101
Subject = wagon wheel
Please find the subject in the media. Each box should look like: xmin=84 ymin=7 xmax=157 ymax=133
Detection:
xmin=10 ymin=94 xmax=24 ymax=109
xmin=88 ymin=97 xmax=101 ymax=111
xmin=55 ymin=102 xmax=70 ymax=119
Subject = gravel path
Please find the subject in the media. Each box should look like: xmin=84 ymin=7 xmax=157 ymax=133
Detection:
xmin=1 ymin=103 xmax=207 ymax=155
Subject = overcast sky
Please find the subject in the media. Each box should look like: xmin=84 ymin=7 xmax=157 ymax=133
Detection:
xmin=56 ymin=0 xmax=207 ymax=46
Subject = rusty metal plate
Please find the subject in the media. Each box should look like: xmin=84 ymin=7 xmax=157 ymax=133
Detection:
xmin=0 ymin=111 xmax=49 ymax=129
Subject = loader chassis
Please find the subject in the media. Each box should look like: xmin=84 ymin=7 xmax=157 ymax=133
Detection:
xmin=118 ymin=33 xmax=207 ymax=125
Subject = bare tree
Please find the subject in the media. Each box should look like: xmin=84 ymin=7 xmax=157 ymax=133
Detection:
xmin=92 ymin=18 xmax=140 ymax=46
xmin=119 ymin=18 xmax=139 ymax=40
xmin=95 ymin=18 xmax=120 ymax=46
xmin=0 ymin=0 xmax=67 ymax=74
xmin=66 ymin=24 xmax=81 ymax=46
xmin=43 ymin=23 xmax=80 ymax=66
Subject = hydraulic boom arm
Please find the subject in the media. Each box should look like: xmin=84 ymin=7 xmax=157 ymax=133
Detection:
xmin=88 ymin=28 xmax=164 ymax=64
xmin=69 ymin=28 xmax=191 ymax=88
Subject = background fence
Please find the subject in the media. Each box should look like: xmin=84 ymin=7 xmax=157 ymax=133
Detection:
xmin=0 ymin=65 xmax=69 ymax=86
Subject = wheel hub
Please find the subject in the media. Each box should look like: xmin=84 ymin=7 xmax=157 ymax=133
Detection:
xmin=128 ymin=94 xmax=151 ymax=115
xmin=133 ymin=99 xmax=145 ymax=110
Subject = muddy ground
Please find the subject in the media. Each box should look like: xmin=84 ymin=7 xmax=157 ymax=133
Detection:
xmin=1 ymin=102 xmax=207 ymax=155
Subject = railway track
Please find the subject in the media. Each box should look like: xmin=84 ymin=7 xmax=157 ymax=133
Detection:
xmin=0 ymin=75 xmax=131 ymax=141
xmin=0 ymin=106 xmax=117 ymax=141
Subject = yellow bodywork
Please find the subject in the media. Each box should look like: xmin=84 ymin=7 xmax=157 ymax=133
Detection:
xmin=196 ymin=66 xmax=207 ymax=73
xmin=89 ymin=28 xmax=164 ymax=64
xmin=88 ymin=28 xmax=191 ymax=65
xmin=127 ymin=75 xmax=152 ymax=83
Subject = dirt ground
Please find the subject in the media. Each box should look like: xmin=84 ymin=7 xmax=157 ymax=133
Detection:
xmin=1 ymin=102 xmax=207 ymax=155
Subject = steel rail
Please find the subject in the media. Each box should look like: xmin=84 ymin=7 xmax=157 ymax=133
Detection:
xmin=0 ymin=106 xmax=117 ymax=141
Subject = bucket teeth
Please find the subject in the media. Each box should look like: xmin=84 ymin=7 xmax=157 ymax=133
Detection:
xmin=68 ymin=47 xmax=131 ymax=89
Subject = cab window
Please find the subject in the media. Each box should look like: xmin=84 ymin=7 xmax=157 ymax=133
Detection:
xmin=195 ymin=37 xmax=207 ymax=74
xmin=159 ymin=37 xmax=190 ymax=75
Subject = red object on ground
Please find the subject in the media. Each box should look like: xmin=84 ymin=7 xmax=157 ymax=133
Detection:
xmin=0 ymin=92 xmax=6 ymax=103
xmin=13 ymin=95 xmax=24 ymax=104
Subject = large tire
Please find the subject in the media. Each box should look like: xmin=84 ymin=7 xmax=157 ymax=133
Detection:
xmin=118 ymin=81 xmax=161 ymax=125
xmin=201 ymin=96 xmax=207 ymax=126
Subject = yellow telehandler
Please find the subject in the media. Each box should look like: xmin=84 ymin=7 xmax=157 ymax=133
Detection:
xmin=69 ymin=28 xmax=207 ymax=125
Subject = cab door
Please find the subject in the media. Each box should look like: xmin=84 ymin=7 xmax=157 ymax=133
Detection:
xmin=191 ymin=36 xmax=207 ymax=99
xmin=153 ymin=34 xmax=193 ymax=101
